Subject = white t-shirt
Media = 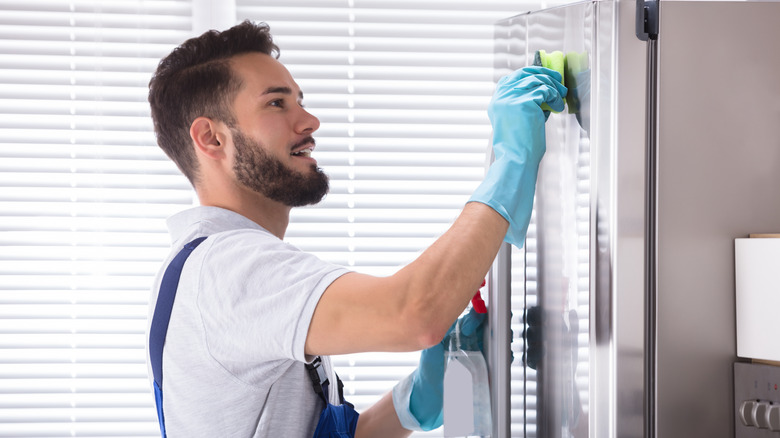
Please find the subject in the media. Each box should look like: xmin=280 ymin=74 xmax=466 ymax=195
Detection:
xmin=146 ymin=206 xmax=351 ymax=437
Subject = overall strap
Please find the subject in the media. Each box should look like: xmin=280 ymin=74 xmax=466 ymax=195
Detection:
xmin=148 ymin=236 xmax=208 ymax=435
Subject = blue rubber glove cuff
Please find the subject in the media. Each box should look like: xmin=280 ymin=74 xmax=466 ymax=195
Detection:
xmin=392 ymin=373 xmax=425 ymax=431
xmin=469 ymin=151 xmax=542 ymax=247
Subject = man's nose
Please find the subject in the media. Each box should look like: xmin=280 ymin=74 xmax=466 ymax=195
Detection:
xmin=297 ymin=108 xmax=320 ymax=134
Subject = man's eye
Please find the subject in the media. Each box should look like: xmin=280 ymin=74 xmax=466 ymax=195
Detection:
xmin=270 ymin=99 xmax=285 ymax=108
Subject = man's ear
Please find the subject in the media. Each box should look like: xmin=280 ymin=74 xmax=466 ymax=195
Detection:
xmin=190 ymin=117 xmax=228 ymax=160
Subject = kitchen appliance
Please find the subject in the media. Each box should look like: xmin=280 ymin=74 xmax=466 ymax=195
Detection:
xmin=734 ymin=235 xmax=780 ymax=437
xmin=482 ymin=1 xmax=780 ymax=437
xmin=735 ymin=362 xmax=780 ymax=437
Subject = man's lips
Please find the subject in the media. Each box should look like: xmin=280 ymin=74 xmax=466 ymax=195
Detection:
xmin=291 ymin=137 xmax=316 ymax=158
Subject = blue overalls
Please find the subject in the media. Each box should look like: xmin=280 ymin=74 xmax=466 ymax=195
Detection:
xmin=306 ymin=356 xmax=360 ymax=437
xmin=149 ymin=237 xmax=359 ymax=437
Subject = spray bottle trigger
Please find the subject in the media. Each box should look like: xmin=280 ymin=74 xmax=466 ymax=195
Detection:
xmin=471 ymin=279 xmax=487 ymax=314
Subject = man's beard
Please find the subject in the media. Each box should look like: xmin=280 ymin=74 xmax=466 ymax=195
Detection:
xmin=231 ymin=129 xmax=329 ymax=207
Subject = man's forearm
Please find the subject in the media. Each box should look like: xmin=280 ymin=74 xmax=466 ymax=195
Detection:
xmin=355 ymin=391 xmax=412 ymax=438
xmin=305 ymin=202 xmax=508 ymax=356
xmin=395 ymin=201 xmax=508 ymax=345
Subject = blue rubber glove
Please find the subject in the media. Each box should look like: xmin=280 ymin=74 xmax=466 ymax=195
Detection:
xmin=468 ymin=66 xmax=567 ymax=247
xmin=392 ymin=308 xmax=486 ymax=431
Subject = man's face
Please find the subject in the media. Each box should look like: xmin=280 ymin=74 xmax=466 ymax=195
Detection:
xmin=228 ymin=52 xmax=327 ymax=206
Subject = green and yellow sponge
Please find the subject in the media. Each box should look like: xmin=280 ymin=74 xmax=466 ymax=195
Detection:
xmin=533 ymin=50 xmax=566 ymax=113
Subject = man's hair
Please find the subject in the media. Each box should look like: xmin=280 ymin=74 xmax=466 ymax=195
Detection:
xmin=148 ymin=20 xmax=279 ymax=185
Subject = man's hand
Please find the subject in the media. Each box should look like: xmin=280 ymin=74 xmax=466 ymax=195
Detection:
xmin=468 ymin=66 xmax=567 ymax=247
xmin=392 ymin=308 xmax=486 ymax=431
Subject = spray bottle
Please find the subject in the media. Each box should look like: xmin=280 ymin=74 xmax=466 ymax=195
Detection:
xmin=443 ymin=287 xmax=492 ymax=437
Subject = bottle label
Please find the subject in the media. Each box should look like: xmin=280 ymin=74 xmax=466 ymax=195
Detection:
xmin=443 ymin=353 xmax=475 ymax=435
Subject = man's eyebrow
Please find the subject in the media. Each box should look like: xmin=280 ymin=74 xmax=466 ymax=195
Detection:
xmin=262 ymin=86 xmax=304 ymax=99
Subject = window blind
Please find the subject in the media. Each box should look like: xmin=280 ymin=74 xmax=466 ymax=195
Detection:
xmin=0 ymin=1 xmax=193 ymax=436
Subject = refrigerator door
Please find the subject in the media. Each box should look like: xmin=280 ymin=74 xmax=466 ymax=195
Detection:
xmin=492 ymin=2 xmax=649 ymax=437
xmin=494 ymin=3 xmax=596 ymax=437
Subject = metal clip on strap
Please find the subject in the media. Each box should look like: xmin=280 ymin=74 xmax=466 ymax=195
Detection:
xmin=306 ymin=356 xmax=331 ymax=405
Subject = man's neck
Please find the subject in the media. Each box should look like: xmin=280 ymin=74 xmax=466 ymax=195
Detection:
xmin=197 ymin=188 xmax=291 ymax=240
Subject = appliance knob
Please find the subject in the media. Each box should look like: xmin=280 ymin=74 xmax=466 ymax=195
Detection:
xmin=768 ymin=405 xmax=780 ymax=431
xmin=741 ymin=400 xmax=758 ymax=427
xmin=754 ymin=401 xmax=771 ymax=429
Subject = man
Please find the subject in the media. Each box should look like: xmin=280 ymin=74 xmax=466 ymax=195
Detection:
xmin=146 ymin=20 xmax=565 ymax=437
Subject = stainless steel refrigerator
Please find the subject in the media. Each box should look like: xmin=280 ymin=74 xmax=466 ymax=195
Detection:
xmin=483 ymin=1 xmax=780 ymax=437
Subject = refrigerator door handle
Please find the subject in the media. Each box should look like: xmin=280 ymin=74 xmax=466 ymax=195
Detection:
xmin=636 ymin=0 xmax=659 ymax=41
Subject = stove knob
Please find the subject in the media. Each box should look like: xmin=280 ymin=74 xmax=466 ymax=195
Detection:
xmin=741 ymin=400 xmax=758 ymax=427
xmin=754 ymin=401 xmax=771 ymax=429
xmin=767 ymin=405 xmax=780 ymax=431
